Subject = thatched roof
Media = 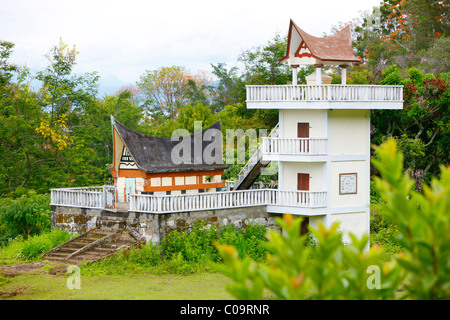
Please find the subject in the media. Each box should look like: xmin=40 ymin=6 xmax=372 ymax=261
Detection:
xmin=112 ymin=117 xmax=228 ymax=173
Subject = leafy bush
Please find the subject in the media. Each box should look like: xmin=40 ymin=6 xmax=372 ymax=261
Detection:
xmin=162 ymin=220 xmax=221 ymax=264
xmin=161 ymin=220 xmax=269 ymax=266
xmin=381 ymin=64 xmax=403 ymax=85
xmin=372 ymin=139 xmax=450 ymax=299
xmin=217 ymin=215 xmax=403 ymax=300
xmin=0 ymin=192 xmax=51 ymax=240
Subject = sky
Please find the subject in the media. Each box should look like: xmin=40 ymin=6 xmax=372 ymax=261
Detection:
xmin=1 ymin=0 xmax=383 ymax=95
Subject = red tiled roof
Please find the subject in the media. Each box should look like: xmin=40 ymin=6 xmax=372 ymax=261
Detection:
xmin=281 ymin=19 xmax=360 ymax=64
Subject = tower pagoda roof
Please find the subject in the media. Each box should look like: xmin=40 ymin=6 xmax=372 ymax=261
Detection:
xmin=281 ymin=19 xmax=360 ymax=66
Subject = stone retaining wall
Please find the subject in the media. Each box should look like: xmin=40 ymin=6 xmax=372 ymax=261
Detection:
xmin=51 ymin=205 xmax=282 ymax=243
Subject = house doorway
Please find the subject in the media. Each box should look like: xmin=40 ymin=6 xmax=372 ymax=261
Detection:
xmin=300 ymin=217 xmax=309 ymax=236
xmin=297 ymin=122 xmax=309 ymax=152
xmin=125 ymin=178 xmax=136 ymax=203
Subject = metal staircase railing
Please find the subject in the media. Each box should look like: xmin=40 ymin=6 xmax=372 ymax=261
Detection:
xmin=233 ymin=123 xmax=279 ymax=190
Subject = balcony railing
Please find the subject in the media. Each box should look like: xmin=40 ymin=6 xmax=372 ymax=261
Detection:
xmin=50 ymin=186 xmax=116 ymax=209
xmin=246 ymin=84 xmax=403 ymax=104
xmin=129 ymin=189 xmax=327 ymax=213
xmin=262 ymin=137 xmax=327 ymax=155
xmin=51 ymin=186 xmax=327 ymax=213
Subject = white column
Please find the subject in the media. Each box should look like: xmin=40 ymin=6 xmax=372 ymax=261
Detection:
xmin=340 ymin=65 xmax=348 ymax=85
xmin=291 ymin=65 xmax=299 ymax=85
xmin=314 ymin=64 xmax=323 ymax=85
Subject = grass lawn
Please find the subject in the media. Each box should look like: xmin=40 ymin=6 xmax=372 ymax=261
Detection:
xmin=0 ymin=262 xmax=235 ymax=300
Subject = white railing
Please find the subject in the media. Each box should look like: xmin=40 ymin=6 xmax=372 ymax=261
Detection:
xmin=50 ymin=186 xmax=116 ymax=209
xmin=246 ymin=85 xmax=403 ymax=102
xmin=262 ymin=137 xmax=328 ymax=155
xmin=129 ymin=189 xmax=327 ymax=213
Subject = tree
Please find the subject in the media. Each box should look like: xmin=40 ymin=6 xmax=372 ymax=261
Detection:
xmin=35 ymin=38 xmax=99 ymax=122
xmin=239 ymin=34 xmax=291 ymax=85
xmin=420 ymin=36 xmax=450 ymax=74
xmin=0 ymin=63 xmax=49 ymax=197
xmin=371 ymin=66 xmax=449 ymax=184
xmin=144 ymin=102 xmax=215 ymax=138
xmin=77 ymin=86 xmax=144 ymax=183
xmin=0 ymin=41 xmax=18 ymax=86
xmin=209 ymin=63 xmax=246 ymax=112
xmin=353 ymin=0 xmax=449 ymax=70
xmin=137 ymin=66 xmax=213 ymax=124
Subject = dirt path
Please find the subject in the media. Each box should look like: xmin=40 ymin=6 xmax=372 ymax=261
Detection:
xmin=0 ymin=261 xmax=69 ymax=278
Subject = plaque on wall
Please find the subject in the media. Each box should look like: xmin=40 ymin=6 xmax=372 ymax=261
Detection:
xmin=339 ymin=173 xmax=357 ymax=195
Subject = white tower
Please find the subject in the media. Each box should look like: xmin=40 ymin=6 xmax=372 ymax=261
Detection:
xmin=246 ymin=20 xmax=403 ymax=243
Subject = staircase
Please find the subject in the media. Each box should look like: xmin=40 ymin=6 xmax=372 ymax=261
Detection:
xmin=233 ymin=123 xmax=279 ymax=190
xmin=43 ymin=228 xmax=145 ymax=264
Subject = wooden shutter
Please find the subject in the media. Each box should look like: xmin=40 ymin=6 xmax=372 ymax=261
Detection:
xmin=297 ymin=123 xmax=309 ymax=138
xmin=297 ymin=173 xmax=310 ymax=191
xmin=297 ymin=173 xmax=310 ymax=204
xmin=297 ymin=122 xmax=309 ymax=152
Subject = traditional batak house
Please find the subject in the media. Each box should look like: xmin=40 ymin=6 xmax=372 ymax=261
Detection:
xmin=244 ymin=20 xmax=403 ymax=243
xmin=108 ymin=116 xmax=228 ymax=203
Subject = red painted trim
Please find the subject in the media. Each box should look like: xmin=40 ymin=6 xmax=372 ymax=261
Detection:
xmin=143 ymin=180 xmax=225 ymax=192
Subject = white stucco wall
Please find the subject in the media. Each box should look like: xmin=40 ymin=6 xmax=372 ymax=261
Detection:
xmin=330 ymin=160 xmax=367 ymax=207
xmin=331 ymin=212 xmax=368 ymax=244
xmin=281 ymin=109 xmax=327 ymax=139
xmin=329 ymin=109 xmax=369 ymax=155
xmin=282 ymin=162 xmax=325 ymax=191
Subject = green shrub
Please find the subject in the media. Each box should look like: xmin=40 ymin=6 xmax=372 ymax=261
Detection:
xmin=381 ymin=64 xmax=403 ymax=85
xmin=83 ymin=220 xmax=270 ymax=275
xmin=372 ymin=139 xmax=450 ymax=299
xmin=370 ymin=202 xmax=402 ymax=259
xmin=0 ymin=192 xmax=51 ymax=240
xmin=217 ymin=215 xmax=403 ymax=300
xmin=162 ymin=220 xmax=222 ymax=263
xmin=0 ymin=228 xmax=71 ymax=262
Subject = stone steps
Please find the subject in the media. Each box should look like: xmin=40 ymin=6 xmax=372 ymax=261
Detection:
xmin=43 ymin=228 xmax=144 ymax=264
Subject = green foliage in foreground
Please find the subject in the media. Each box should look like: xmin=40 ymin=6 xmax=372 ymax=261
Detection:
xmin=372 ymin=139 xmax=450 ymax=299
xmin=217 ymin=139 xmax=450 ymax=300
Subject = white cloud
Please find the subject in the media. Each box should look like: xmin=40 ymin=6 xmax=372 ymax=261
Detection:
xmin=1 ymin=0 xmax=382 ymax=91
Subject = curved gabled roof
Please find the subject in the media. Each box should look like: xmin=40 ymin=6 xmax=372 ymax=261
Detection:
xmin=281 ymin=19 xmax=360 ymax=64
xmin=112 ymin=117 xmax=228 ymax=173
